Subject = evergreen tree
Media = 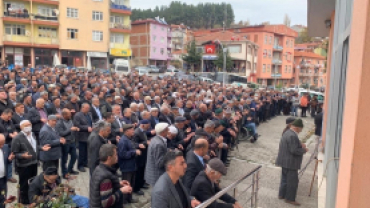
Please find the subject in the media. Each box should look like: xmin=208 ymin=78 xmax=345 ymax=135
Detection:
xmin=214 ymin=49 xmax=233 ymax=72
xmin=182 ymin=40 xmax=202 ymax=72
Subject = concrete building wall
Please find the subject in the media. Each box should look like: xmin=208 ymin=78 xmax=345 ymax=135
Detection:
xmin=59 ymin=0 xmax=109 ymax=52
xmin=149 ymin=23 xmax=169 ymax=60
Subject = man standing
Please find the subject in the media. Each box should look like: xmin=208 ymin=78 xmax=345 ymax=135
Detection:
xmin=73 ymin=103 xmax=93 ymax=172
xmin=0 ymin=88 xmax=13 ymax=115
xmin=27 ymin=98 xmax=48 ymax=141
xmin=90 ymin=97 xmax=103 ymax=123
xmin=88 ymin=121 xmax=111 ymax=176
xmin=39 ymin=115 xmax=66 ymax=171
xmin=117 ymin=124 xmax=140 ymax=204
xmin=56 ymin=109 xmax=79 ymax=179
xmin=145 ymin=123 xmax=169 ymax=186
xmin=90 ymin=144 xmax=133 ymax=208
xmin=132 ymin=120 xmax=150 ymax=195
xmin=0 ymin=133 xmax=14 ymax=208
xmin=0 ymin=108 xmax=17 ymax=182
xmin=151 ymin=151 xmax=200 ymax=208
xmin=190 ymin=158 xmax=242 ymax=208
xmin=183 ymin=138 xmax=209 ymax=192
xmin=12 ymin=103 xmax=26 ymax=132
xmin=12 ymin=120 xmax=50 ymax=204
xmin=276 ymin=119 xmax=308 ymax=206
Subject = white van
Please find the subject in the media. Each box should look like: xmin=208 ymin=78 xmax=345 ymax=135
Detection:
xmin=114 ymin=59 xmax=130 ymax=75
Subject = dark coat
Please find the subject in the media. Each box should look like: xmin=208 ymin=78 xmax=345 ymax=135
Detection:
xmin=190 ymin=171 xmax=236 ymax=208
xmin=117 ymin=135 xmax=137 ymax=173
xmin=0 ymin=99 xmax=13 ymax=115
xmin=55 ymin=119 xmax=75 ymax=144
xmin=64 ymin=101 xmax=80 ymax=113
xmin=39 ymin=124 xmax=61 ymax=161
xmin=12 ymin=113 xmax=26 ymax=132
xmin=314 ymin=112 xmax=323 ymax=136
xmin=150 ymin=116 xmax=159 ymax=129
xmin=73 ymin=112 xmax=93 ymax=142
xmin=28 ymin=173 xmax=61 ymax=203
xmin=182 ymin=151 xmax=205 ymax=192
xmin=26 ymin=107 xmax=48 ymax=133
xmin=11 ymin=132 xmax=38 ymax=168
xmin=275 ymin=129 xmax=306 ymax=170
xmin=133 ymin=128 xmax=148 ymax=167
xmin=111 ymin=119 xmax=123 ymax=139
xmin=90 ymin=105 xmax=102 ymax=123
xmin=88 ymin=131 xmax=107 ymax=174
xmin=159 ymin=114 xmax=172 ymax=125
xmin=151 ymin=172 xmax=191 ymax=208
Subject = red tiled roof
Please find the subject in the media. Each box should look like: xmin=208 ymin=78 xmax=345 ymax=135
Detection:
xmin=294 ymin=51 xmax=326 ymax=59
xmin=194 ymin=31 xmax=253 ymax=43
xmin=172 ymin=50 xmax=187 ymax=54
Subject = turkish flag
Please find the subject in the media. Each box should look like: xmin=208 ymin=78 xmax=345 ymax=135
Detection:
xmin=205 ymin=45 xmax=216 ymax=54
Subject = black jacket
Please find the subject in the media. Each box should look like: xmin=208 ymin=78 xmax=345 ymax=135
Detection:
xmin=90 ymin=105 xmax=102 ymax=123
xmin=73 ymin=112 xmax=92 ymax=142
xmin=314 ymin=112 xmax=323 ymax=136
xmin=12 ymin=132 xmax=39 ymax=168
xmin=182 ymin=151 xmax=205 ymax=192
xmin=0 ymin=99 xmax=14 ymax=115
xmin=12 ymin=113 xmax=26 ymax=132
xmin=90 ymin=164 xmax=123 ymax=208
xmin=88 ymin=131 xmax=108 ymax=174
xmin=133 ymin=128 xmax=148 ymax=167
xmin=190 ymin=171 xmax=236 ymax=208
xmin=26 ymin=107 xmax=48 ymax=133
xmin=28 ymin=173 xmax=62 ymax=203
xmin=159 ymin=114 xmax=173 ymax=125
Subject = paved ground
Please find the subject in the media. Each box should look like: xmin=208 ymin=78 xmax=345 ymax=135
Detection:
xmin=7 ymin=114 xmax=318 ymax=208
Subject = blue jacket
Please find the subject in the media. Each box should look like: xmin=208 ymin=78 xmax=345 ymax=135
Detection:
xmin=117 ymin=135 xmax=137 ymax=173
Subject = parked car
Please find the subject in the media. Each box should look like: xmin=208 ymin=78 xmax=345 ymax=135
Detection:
xmin=147 ymin=65 xmax=160 ymax=73
xmin=165 ymin=68 xmax=180 ymax=76
xmin=136 ymin=67 xmax=150 ymax=76
xmin=299 ymin=90 xmax=325 ymax=101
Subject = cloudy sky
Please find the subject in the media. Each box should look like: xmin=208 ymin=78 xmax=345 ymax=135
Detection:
xmin=131 ymin=0 xmax=307 ymax=26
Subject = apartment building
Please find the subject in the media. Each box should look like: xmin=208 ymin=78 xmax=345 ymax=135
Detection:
xmin=293 ymin=51 xmax=326 ymax=88
xmin=0 ymin=0 xmax=131 ymax=69
xmin=229 ymin=25 xmax=298 ymax=87
xmin=130 ymin=18 xmax=172 ymax=66
xmin=194 ymin=31 xmax=259 ymax=78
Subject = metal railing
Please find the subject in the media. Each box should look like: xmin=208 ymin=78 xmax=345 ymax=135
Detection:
xmin=195 ymin=165 xmax=262 ymax=208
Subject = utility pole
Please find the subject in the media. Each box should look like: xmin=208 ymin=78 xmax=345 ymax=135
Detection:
xmin=223 ymin=48 xmax=227 ymax=87
xmin=223 ymin=3 xmax=227 ymax=32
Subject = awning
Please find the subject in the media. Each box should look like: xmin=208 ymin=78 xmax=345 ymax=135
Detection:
xmin=231 ymin=57 xmax=246 ymax=61
xmin=202 ymin=55 xmax=218 ymax=60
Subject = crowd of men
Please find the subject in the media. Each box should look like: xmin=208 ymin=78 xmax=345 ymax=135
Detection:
xmin=0 ymin=66 xmax=324 ymax=208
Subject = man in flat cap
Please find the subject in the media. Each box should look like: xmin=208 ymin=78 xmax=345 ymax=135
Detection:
xmin=145 ymin=123 xmax=170 ymax=186
xmin=39 ymin=115 xmax=66 ymax=171
xmin=191 ymin=158 xmax=242 ymax=208
xmin=117 ymin=124 xmax=141 ymax=204
xmin=276 ymin=119 xmax=308 ymax=206
xmin=133 ymin=119 xmax=151 ymax=195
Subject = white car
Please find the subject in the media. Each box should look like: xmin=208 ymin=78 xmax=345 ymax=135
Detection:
xmin=136 ymin=67 xmax=150 ymax=76
xmin=198 ymin=77 xmax=221 ymax=85
xmin=164 ymin=68 xmax=180 ymax=76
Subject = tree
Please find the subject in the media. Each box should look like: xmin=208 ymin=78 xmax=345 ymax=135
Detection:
xmin=182 ymin=40 xmax=202 ymax=72
xmin=284 ymin=14 xmax=291 ymax=27
xmin=296 ymin=28 xmax=312 ymax=44
xmin=213 ymin=49 xmax=233 ymax=72
xmin=243 ymin=19 xmax=250 ymax=26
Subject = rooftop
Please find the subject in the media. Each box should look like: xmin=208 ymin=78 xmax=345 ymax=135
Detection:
xmin=294 ymin=51 xmax=326 ymax=59
xmin=194 ymin=31 xmax=258 ymax=47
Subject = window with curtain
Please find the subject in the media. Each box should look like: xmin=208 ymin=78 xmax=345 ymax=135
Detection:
xmin=227 ymin=45 xmax=241 ymax=53
xmin=92 ymin=31 xmax=103 ymax=41
xmin=67 ymin=28 xmax=78 ymax=39
xmin=38 ymin=27 xmax=57 ymax=38
xmin=38 ymin=6 xmax=54 ymax=16
xmin=110 ymin=33 xmax=124 ymax=43
xmin=4 ymin=24 xmax=25 ymax=35
xmin=92 ymin=11 xmax=103 ymax=21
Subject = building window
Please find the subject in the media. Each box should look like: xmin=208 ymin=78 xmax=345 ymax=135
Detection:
xmin=196 ymin=47 xmax=204 ymax=53
xmin=110 ymin=33 xmax=124 ymax=43
xmin=254 ymin=35 xmax=258 ymax=43
xmin=288 ymin=65 xmax=291 ymax=73
xmin=263 ymin=49 xmax=267 ymax=58
xmin=285 ymin=65 xmax=288 ymax=73
xmin=264 ymin=35 xmax=267 ymax=44
xmin=227 ymin=45 xmax=242 ymax=53
xmin=92 ymin=11 xmax=103 ymax=21
xmin=67 ymin=28 xmax=78 ymax=39
xmin=160 ymin=37 xmax=164 ymax=43
xmin=113 ymin=0 xmax=126 ymax=4
xmin=286 ymin=39 xmax=289 ymax=47
xmin=67 ymin=8 xmax=78 ymax=18
xmin=160 ymin=48 xmax=164 ymax=55
xmin=268 ymin=50 xmax=272 ymax=59
xmin=38 ymin=27 xmax=57 ymax=38
xmin=92 ymin=31 xmax=103 ymax=41
xmin=153 ymin=47 xmax=156 ymax=53
xmin=4 ymin=24 xmax=25 ymax=35
xmin=267 ymin=64 xmax=270 ymax=72
xmin=290 ymin=40 xmax=294 ymax=47
xmin=110 ymin=16 xmax=123 ymax=24
xmin=38 ymin=6 xmax=55 ymax=17
xmin=263 ymin=64 xmax=266 ymax=73
xmin=269 ymin=36 xmax=272 ymax=45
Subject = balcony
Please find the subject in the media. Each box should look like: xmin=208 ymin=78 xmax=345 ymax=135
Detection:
xmin=19 ymin=0 xmax=59 ymax=5
xmin=167 ymin=33 xmax=172 ymax=38
xmin=109 ymin=23 xmax=131 ymax=33
xmin=110 ymin=3 xmax=132 ymax=15
xmin=273 ymin=45 xmax=283 ymax=51
xmin=3 ymin=12 xmax=31 ymax=23
xmin=32 ymin=15 xmax=59 ymax=26
xmin=271 ymin=73 xmax=282 ymax=78
xmin=34 ymin=37 xmax=59 ymax=46
xmin=272 ymin=59 xmax=282 ymax=65
xmin=3 ymin=35 xmax=31 ymax=46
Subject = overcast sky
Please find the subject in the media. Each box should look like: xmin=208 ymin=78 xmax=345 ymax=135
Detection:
xmin=131 ymin=0 xmax=307 ymax=26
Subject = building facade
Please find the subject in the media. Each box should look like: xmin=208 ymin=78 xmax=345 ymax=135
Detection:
xmin=229 ymin=25 xmax=298 ymax=87
xmin=293 ymin=51 xmax=326 ymax=88
xmin=130 ymin=18 xmax=172 ymax=67
xmin=194 ymin=31 xmax=258 ymax=78
xmin=0 ymin=0 xmax=132 ymax=69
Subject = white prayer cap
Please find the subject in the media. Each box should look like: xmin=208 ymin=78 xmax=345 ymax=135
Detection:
xmin=155 ymin=123 xmax=169 ymax=134
xmin=168 ymin=125 xmax=178 ymax=135
xmin=20 ymin=120 xmax=31 ymax=126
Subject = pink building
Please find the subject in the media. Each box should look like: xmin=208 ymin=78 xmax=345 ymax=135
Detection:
xmin=131 ymin=18 xmax=172 ymax=66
